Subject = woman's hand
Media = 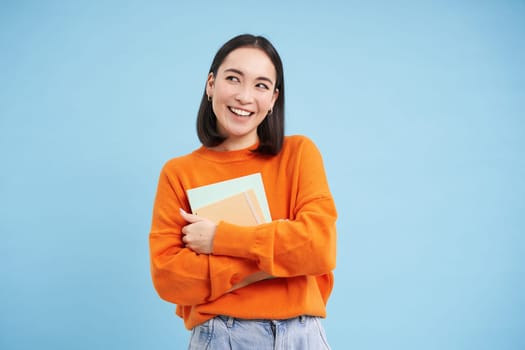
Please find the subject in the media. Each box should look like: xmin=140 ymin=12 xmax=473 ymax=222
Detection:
xmin=179 ymin=208 xmax=217 ymax=254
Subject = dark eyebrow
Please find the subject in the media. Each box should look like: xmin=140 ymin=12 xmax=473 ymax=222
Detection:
xmin=224 ymin=68 xmax=274 ymax=86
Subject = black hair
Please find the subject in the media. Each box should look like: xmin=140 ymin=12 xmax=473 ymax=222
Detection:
xmin=196 ymin=34 xmax=285 ymax=155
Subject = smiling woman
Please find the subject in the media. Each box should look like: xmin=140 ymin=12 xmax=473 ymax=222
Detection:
xmin=206 ymin=47 xmax=279 ymax=151
xmin=196 ymin=34 xmax=286 ymax=156
xmin=149 ymin=34 xmax=337 ymax=349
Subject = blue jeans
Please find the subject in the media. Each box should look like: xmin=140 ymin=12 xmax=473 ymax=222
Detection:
xmin=188 ymin=315 xmax=331 ymax=349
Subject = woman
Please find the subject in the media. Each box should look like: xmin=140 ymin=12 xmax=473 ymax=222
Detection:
xmin=149 ymin=34 xmax=337 ymax=349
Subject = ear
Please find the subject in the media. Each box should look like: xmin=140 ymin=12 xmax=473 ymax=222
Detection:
xmin=205 ymin=72 xmax=215 ymax=98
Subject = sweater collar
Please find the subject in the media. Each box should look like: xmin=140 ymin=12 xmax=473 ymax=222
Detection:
xmin=193 ymin=142 xmax=260 ymax=162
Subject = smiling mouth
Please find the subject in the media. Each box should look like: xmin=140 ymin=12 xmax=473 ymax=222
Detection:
xmin=229 ymin=107 xmax=254 ymax=117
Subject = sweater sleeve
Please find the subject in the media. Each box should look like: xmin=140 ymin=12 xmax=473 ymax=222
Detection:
xmin=212 ymin=138 xmax=338 ymax=277
xmin=149 ymin=165 xmax=261 ymax=305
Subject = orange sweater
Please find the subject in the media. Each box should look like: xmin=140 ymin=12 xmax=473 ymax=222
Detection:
xmin=149 ymin=135 xmax=337 ymax=330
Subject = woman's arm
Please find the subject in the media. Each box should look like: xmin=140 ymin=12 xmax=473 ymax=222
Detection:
xmin=211 ymin=138 xmax=338 ymax=277
xmin=149 ymin=168 xmax=263 ymax=305
xmin=177 ymin=208 xmax=275 ymax=291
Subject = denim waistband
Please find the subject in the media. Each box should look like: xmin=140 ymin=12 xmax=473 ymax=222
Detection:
xmin=217 ymin=315 xmax=308 ymax=328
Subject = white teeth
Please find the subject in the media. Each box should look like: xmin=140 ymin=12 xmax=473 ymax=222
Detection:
xmin=230 ymin=107 xmax=252 ymax=116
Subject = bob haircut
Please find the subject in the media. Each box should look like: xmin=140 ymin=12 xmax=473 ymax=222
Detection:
xmin=196 ymin=34 xmax=285 ymax=155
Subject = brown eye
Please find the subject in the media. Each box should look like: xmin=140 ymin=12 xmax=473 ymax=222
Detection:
xmin=226 ymin=76 xmax=240 ymax=82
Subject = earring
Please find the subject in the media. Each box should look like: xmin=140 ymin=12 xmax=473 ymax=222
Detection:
xmin=207 ymin=95 xmax=212 ymax=102
xmin=268 ymin=108 xmax=273 ymax=116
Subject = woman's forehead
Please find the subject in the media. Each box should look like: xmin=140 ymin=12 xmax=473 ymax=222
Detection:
xmin=218 ymin=47 xmax=276 ymax=80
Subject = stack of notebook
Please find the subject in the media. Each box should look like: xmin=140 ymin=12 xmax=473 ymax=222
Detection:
xmin=186 ymin=173 xmax=271 ymax=225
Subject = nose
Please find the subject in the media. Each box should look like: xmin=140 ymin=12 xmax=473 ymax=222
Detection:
xmin=235 ymin=86 xmax=254 ymax=104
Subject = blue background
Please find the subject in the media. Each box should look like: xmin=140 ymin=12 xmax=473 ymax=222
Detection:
xmin=1 ymin=1 xmax=524 ymax=349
